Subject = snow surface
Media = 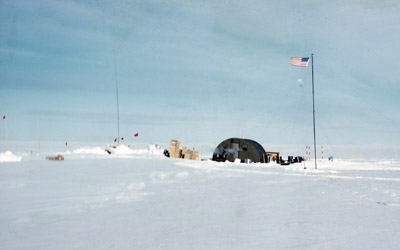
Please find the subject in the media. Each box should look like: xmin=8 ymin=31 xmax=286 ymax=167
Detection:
xmin=1 ymin=144 xmax=400 ymax=250
xmin=0 ymin=151 xmax=22 ymax=162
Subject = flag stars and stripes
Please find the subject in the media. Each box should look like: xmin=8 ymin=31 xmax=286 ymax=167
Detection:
xmin=290 ymin=57 xmax=310 ymax=67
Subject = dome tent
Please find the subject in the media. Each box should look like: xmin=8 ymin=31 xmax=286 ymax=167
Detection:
xmin=212 ymin=138 xmax=267 ymax=163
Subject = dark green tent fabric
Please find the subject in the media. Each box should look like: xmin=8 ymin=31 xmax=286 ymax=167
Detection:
xmin=212 ymin=138 xmax=266 ymax=163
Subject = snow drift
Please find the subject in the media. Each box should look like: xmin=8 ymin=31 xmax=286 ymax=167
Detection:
xmin=1 ymin=143 xmax=400 ymax=250
xmin=112 ymin=144 xmax=164 ymax=155
xmin=0 ymin=151 xmax=22 ymax=162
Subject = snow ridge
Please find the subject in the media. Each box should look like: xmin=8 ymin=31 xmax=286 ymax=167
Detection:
xmin=0 ymin=151 xmax=22 ymax=162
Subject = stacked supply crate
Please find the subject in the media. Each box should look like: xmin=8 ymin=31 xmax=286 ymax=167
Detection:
xmin=169 ymin=140 xmax=200 ymax=161
xmin=170 ymin=140 xmax=182 ymax=158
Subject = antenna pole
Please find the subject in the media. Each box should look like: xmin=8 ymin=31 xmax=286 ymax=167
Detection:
xmin=37 ymin=120 xmax=40 ymax=155
xmin=311 ymin=54 xmax=317 ymax=170
xmin=3 ymin=116 xmax=8 ymax=151
xmin=113 ymin=50 xmax=120 ymax=145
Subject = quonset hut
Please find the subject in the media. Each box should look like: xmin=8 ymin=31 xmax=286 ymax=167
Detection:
xmin=212 ymin=138 xmax=267 ymax=163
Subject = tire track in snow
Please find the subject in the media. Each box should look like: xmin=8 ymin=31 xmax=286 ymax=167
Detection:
xmin=174 ymin=160 xmax=400 ymax=208
xmin=174 ymin=160 xmax=400 ymax=182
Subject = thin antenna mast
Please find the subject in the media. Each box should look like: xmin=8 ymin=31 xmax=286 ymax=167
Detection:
xmin=3 ymin=115 xmax=7 ymax=151
xmin=113 ymin=50 xmax=120 ymax=145
xmin=37 ymin=120 xmax=40 ymax=155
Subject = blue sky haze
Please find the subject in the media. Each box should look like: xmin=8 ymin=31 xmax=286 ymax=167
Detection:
xmin=1 ymin=0 xmax=399 ymax=153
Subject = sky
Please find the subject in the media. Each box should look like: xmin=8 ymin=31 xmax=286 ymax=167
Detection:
xmin=1 ymin=0 xmax=399 ymax=152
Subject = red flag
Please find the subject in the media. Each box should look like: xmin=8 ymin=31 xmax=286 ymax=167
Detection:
xmin=2 ymin=115 xmax=5 ymax=119
xmin=65 ymin=142 xmax=68 ymax=146
xmin=134 ymin=133 xmax=139 ymax=137
xmin=114 ymin=138 xmax=117 ymax=142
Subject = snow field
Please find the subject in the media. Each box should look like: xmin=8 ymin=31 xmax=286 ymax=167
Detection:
xmin=1 ymin=145 xmax=400 ymax=249
xmin=0 ymin=151 xmax=22 ymax=162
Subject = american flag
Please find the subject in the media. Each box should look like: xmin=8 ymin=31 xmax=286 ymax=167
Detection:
xmin=290 ymin=57 xmax=310 ymax=67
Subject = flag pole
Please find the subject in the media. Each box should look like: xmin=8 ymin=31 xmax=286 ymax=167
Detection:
xmin=311 ymin=53 xmax=317 ymax=170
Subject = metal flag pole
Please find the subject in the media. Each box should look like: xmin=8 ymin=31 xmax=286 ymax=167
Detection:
xmin=289 ymin=55 xmax=317 ymax=169
xmin=113 ymin=50 xmax=120 ymax=145
xmin=311 ymin=54 xmax=317 ymax=170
